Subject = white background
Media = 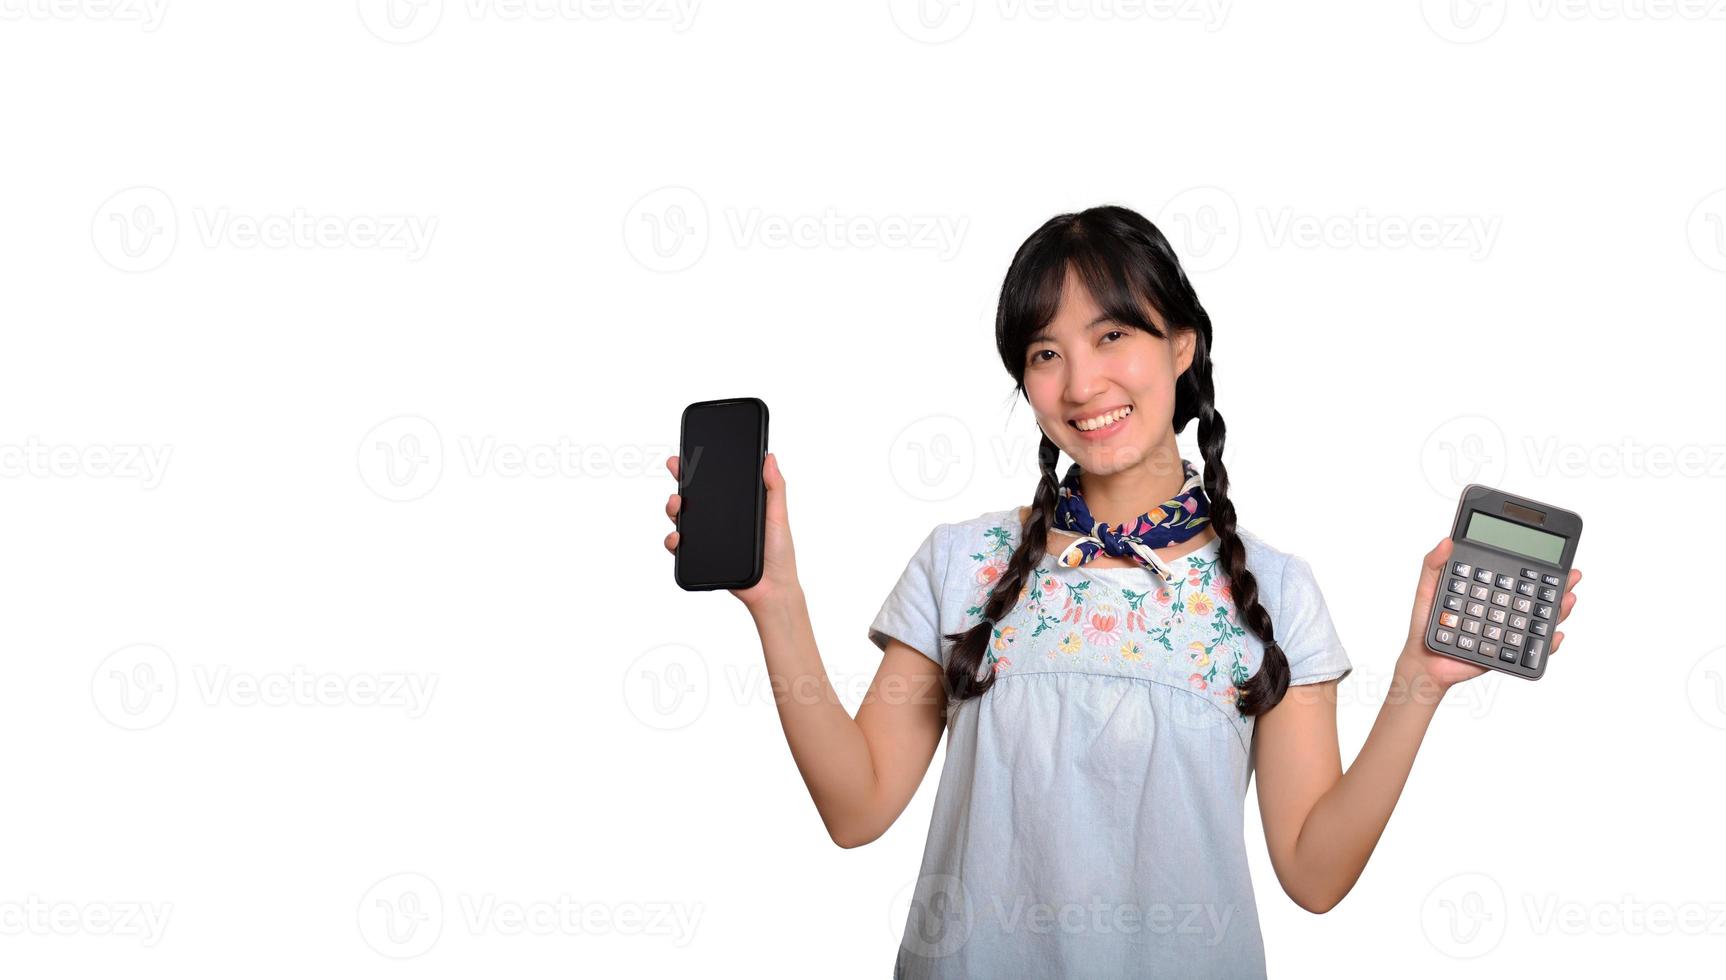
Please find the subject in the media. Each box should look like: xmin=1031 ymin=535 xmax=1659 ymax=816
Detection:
xmin=2 ymin=0 xmax=1723 ymax=976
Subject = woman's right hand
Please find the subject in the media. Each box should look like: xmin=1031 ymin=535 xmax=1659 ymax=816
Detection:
xmin=664 ymin=452 xmax=801 ymax=610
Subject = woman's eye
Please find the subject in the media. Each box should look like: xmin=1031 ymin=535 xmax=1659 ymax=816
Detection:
xmin=1102 ymin=329 xmax=1125 ymax=343
xmin=1031 ymin=349 xmax=1055 ymax=364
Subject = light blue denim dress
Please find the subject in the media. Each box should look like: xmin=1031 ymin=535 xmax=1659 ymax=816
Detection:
xmin=868 ymin=508 xmax=1353 ymax=979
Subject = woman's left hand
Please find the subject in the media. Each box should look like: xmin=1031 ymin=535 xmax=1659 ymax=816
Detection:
xmin=1398 ymin=537 xmax=1582 ymax=692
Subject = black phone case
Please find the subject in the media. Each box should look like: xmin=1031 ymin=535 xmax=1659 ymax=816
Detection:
xmin=674 ymin=397 xmax=768 ymax=592
xmin=1423 ymin=483 xmax=1582 ymax=680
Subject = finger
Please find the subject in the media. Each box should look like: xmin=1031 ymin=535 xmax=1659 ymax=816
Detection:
xmin=665 ymin=529 xmax=679 ymax=553
xmin=666 ymin=493 xmax=681 ymax=521
xmin=1568 ymin=568 xmax=1581 ymax=588
xmin=763 ymin=452 xmax=787 ymax=526
xmin=1418 ymin=537 xmax=1453 ymax=596
xmin=1558 ymin=590 xmax=1576 ymax=623
xmin=666 ymin=455 xmax=680 ymax=480
xmin=1551 ymin=630 xmax=1563 ymax=655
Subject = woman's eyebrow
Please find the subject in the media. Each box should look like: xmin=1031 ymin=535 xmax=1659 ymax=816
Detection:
xmin=1029 ymin=314 xmax=1115 ymax=345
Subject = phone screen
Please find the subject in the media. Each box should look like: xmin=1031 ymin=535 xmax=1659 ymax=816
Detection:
xmin=676 ymin=398 xmax=767 ymax=590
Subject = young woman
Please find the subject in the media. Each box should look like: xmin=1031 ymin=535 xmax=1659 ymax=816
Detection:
xmin=662 ymin=205 xmax=1582 ymax=978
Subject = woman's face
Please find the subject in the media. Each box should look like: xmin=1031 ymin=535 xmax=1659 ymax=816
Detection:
xmin=1023 ymin=266 xmax=1195 ymax=476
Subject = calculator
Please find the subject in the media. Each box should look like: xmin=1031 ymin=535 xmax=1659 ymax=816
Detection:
xmin=1424 ymin=484 xmax=1582 ymax=680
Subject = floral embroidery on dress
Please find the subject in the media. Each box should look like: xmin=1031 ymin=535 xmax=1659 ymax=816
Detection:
xmin=965 ymin=518 xmax=1251 ymax=710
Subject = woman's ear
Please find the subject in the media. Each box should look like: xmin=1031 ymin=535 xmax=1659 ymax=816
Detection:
xmin=1174 ymin=328 xmax=1197 ymax=376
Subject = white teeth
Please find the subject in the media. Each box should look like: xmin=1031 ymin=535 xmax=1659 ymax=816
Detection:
xmin=1074 ymin=406 xmax=1131 ymax=431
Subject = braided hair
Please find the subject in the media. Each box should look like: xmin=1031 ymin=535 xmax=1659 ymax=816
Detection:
xmin=940 ymin=205 xmax=1291 ymax=716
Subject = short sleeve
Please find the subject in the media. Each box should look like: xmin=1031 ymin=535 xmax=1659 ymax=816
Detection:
xmin=1277 ymin=556 xmax=1353 ymax=686
xmin=867 ymin=523 xmax=949 ymax=667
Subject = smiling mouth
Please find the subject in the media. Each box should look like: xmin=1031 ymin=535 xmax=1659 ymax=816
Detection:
xmin=1069 ymin=405 xmax=1133 ymax=431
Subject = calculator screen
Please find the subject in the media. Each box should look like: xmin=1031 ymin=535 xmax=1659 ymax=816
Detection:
xmin=1464 ymin=511 xmax=1565 ymax=564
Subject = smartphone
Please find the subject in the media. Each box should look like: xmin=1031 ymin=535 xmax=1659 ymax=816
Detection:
xmin=675 ymin=397 xmax=768 ymax=591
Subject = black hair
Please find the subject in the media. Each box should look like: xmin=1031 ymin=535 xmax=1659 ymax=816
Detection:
xmin=939 ymin=204 xmax=1291 ymax=716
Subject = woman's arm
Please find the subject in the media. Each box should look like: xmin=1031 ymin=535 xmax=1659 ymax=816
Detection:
xmin=747 ymin=588 xmax=947 ymax=848
xmin=1254 ymin=537 xmax=1582 ymax=913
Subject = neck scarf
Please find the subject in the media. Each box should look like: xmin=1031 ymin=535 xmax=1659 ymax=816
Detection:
xmin=1050 ymin=458 xmax=1212 ymax=583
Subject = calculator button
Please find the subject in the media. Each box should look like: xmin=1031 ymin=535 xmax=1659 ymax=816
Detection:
xmin=1438 ymin=611 xmax=1460 ymax=628
xmin=1483 ymin=625 xmax=1503 ymax=641
xmin=1513 ymin=597 xmax=1533 ymax=614
xmin=1480 ymin=641 xmax=1498 ymax=659
xmin=1522 ymin=638 xmax=1545 ymax=670
xmin=1490 ymin=591 xmax=1510 ymax=606
xmin=1521 ymin=567 xmax=1539 ymax=580
xmin=1516 ymin=581 xmax=1535 ymax=597
xmin=1444 ymin=595 xmax=1465 ymax=612
xmin=1461 ymin=618 xmax=1480 ymax=634
xmin=1452 ymin=562 xmax=1473 ymax=577
xmin=1474 ymin=568 xmax=1494 ymax=584
xmin=1510 ymin=614 xmax=1528 ymax=631
xmin=1496 ymin=574 xmax=1514 ymax=590
xmin=1505 ymin=631 xmax=1523 ymax=647
xmin=1471 ymin=585 xmax=1490 ymax=600
xmin=1435 ymin=629 xmax=1455 ymax=644
xmin=1542 ymin=573 xmax=1560 ymax=587
xmin=1498 ymin=643 xmax=1518 ymax=663
xmin=1466 ymin=601 xmax=1485 ymax=617
xmin=1456 ymin=635 xmax=1476 ymax=651
xmin=1448 ymin=578 xmax=1469 ymax=595
xmin=1530 ymin=620 xmax=1549 ymax=637
xmin=1534 ymin=603 xmax=1553 ymax=620
xmin=1488 ymin=608 xmax=1507 ymax=624
xmin=1539 ymin=586 xmax=1557 ymax=602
